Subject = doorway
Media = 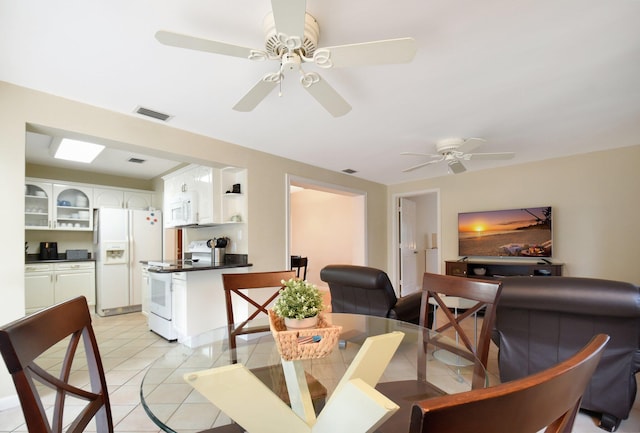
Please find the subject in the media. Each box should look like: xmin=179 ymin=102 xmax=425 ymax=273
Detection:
xmin=393 ymin=190 xmax=440 ymax=296
xmin=287 ymin=175 xmax=366 ymax=288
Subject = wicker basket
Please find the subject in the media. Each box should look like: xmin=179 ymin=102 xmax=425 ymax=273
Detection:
xmin=269 ymin=310 xmax=342 ymax=361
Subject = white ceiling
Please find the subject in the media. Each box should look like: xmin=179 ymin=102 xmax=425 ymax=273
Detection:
xmin=4 ymin=0 xmax=640 ymax=185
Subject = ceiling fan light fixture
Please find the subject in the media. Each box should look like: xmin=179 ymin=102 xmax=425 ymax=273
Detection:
xmin=263 ymin=12 xmax=319 ymax=58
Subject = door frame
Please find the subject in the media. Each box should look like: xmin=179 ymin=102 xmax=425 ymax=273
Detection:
xmin=391 ymin=188 xmax=441 ymax=296
xmin=285 ymin=174 xmax=367 ymax=272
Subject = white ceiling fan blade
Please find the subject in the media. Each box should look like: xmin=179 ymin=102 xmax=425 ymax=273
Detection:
xmin=155 ymin=30 xmax=255 ymax=59
xmin=402 ymin=159 xmax=442 ymax=173
xmin=271 ymin=0 xmax=306 ymax=38
xmin=448 ymin=159 xmax=467 ymax=174
xmin=400 ymin=152 xmax=441 ymax=158
xmin=314 ymin=38 xmax=417 ymax=68
xmin=302 ymin=73 xmax=352 ymax=117
xmin=467 ymin=152 xmax=515 ymax=160
xmin=232 ymin=77 xmax=279 ymax=112
xmin=456 ymin=137 xmax=486 ymax=154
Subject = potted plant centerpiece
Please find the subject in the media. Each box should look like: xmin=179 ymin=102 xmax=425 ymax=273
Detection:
xmin=273 ymin=278 xmax=324 ymax=330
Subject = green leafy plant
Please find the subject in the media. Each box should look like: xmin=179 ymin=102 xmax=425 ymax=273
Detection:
xmin=273 ymin=278 xmax=324 ymax=319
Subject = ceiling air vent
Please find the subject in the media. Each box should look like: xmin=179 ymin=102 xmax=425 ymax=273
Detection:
xmin=128 ymin=158 xmax=146 ymax=164
xmin=134 ymin=106 xmax=172 ymax=122
xmin=342 ymin=168 xmax=357 ymax=174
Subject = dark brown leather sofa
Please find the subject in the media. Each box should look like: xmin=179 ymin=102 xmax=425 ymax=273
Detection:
xmin=320 ymin=264 xmax=432 ymax=326
xmin=492 ymin=276 xmax=640 ymax=431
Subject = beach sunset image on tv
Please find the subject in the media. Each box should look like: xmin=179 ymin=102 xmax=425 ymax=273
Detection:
xmin=458 ymin=207 xmax=552 ymax=257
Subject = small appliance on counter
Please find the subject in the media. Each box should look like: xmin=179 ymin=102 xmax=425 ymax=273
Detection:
xmin=39 ymin=242 xmax=59 ymax=260
xmin=188 ymin=237 xmax=230 ymax=265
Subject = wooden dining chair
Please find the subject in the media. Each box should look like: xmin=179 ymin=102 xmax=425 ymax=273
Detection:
xmin=223 ymin=270 xmax=297 ymax=354
xmin=0 ymin=296 xmax=113 ymax=433
xmin=409 ymin=334 xmax=609 ymax=433
xmin=421 ymin=272 xmax=503 ymax=388
xmin=222 ymin=270 xmax=327 ymax=411
xmin=376 ymin=272 xmax=502 ymax=433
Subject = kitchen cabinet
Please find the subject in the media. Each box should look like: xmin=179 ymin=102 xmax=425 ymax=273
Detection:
xmin=54 ymin=261 xmax=96 ymax=305
xmin=169 ymin=267 xmax=247 ymax=343
xmin=24 ymin=261 xmax=95 ymax=314
xmin=53 ymin=184 xmax=93 ymax=231
xmin=24 ymin=263 xmax=54 ymax=313
xmin=25 ymin=181 xmax=53 ymax=230
xmin=94 ymin=187 xmax=154 ymax=210
xmin=162 ymin=164 xmax=247 ymax=227
xmin=25 ymin=179 xmax=93 ymax=231
xmin=162 ymin=164 xmax=216 ymax=227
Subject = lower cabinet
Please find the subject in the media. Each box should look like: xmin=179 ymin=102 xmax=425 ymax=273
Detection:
xmin=25 ymin=261 xmax=96 ymax=314
xmin=171 ymin=267 xmax=248 ymax=344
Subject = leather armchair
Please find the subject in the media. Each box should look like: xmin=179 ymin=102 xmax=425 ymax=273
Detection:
xmin=320 ymin=264 xmax=432 ymax=326
xmin=492 ymin=276 xmax=640 ymax=432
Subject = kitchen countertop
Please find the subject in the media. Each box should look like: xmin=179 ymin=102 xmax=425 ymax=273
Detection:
xmin=141 ymin=254 xmax=251 ymax=273
xmin=25 ymin=258 xmax=96 ymax=264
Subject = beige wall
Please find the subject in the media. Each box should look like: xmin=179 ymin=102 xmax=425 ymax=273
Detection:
xmin=388 ymin=145 xmax=640 ymax=284
xmin=0 ymin=81 xmax=388 ymax=401
xmin=291 ymin=189 xmax=366 ymax=288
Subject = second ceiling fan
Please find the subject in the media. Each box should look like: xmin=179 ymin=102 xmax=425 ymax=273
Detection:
xmin=155 ymin=0 xmax=416 ymax=117
xmin=401 ymin=138 xmax=516 ymax=174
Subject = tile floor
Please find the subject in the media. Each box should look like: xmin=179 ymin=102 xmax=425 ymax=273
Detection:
xmin=0 ymin=310 xmax=638 ymax=432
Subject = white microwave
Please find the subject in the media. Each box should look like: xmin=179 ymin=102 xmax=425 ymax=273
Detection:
xmin=166 ymin=192 xmax=198 ymax=227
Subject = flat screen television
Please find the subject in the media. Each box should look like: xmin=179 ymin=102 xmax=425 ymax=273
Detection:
xmin=458 ymin=206 xmax=552 ymax=258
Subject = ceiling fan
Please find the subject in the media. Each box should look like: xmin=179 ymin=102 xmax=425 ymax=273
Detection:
xmin=401 ymin=138 xmax=515 ymax=174
xmin=155 ymin=0 xmax=416 ymax=117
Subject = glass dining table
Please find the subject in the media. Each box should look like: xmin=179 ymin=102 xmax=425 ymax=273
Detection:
xmin=140 ymin=313 xmax=493 ymax=433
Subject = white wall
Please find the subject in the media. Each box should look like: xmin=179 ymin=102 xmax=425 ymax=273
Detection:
xmin=388 ymin=145 xmax=640 ymax=285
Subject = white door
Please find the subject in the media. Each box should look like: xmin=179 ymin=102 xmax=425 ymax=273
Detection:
xmin=399 ymin=197 xmax=419 ymax=296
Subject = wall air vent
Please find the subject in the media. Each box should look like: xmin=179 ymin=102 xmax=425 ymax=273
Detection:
xmin=128 ymin=158 xmax=146 ymax=164
xmin=342 ymin=168 xmax=357 ymax=174
xmin=134 ymin=106 xmax=172 ymax=121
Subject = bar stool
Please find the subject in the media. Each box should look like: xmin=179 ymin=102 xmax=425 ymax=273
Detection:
xmin=290 ymin=256 xmax=308 ymax=280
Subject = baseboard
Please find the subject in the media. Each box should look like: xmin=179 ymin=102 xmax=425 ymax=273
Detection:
xmin=0 ymin=394 xmax=19 ymax=411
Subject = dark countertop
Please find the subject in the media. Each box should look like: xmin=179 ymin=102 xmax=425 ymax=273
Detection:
xmin=25 ymin=257 xmax=96 ymax=264
xmin=145 ymin=262 xmax=253 ymax=273
xmin=141 ymin=254 xmax=251 ymax=273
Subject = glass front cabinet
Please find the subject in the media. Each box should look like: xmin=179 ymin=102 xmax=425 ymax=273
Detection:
xmin=25 ymin=180 xmax=93 ymax=231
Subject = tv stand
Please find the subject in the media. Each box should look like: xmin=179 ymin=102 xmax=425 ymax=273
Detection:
xmin=445 ymin=260 xmax=563 ymax=279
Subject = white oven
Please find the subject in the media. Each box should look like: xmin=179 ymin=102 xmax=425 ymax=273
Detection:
xmin=148 ymin=271 xmax=178 ymax=341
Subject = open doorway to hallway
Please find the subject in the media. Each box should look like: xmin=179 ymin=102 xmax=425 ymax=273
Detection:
xmin=287 ymin=176 xmax=366 ymax=289
xmin=393 ymin=190 xmax=440 ymax=297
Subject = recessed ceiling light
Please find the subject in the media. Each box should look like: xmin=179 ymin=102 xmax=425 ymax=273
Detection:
xmin=342 ymin=168 xmax=357 ymax=174
xmin=53 ymin=138 xmax=105 ymax=163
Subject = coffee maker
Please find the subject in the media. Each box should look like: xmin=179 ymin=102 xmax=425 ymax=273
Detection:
xmin=39 ymin=242 xmax=59 ymax=260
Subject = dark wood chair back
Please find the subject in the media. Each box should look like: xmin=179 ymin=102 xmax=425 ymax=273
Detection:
xmin=290 ymin=256 xmax=308 ymax=280
xmin=222 ymin=270 xmax=296 ymax=352
xmin=0 ymin=296 xmax=113 ymax=433
xmin=420 ymin=272 xmax=502 ymax=388
xmin=221 ymin=270 xmax=327 ymax=412
xmin=409 ymin=334 xmax=609 ymax=433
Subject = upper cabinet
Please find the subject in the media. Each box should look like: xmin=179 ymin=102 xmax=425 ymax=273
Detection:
xmin=25 ymin=180 xmax=93 ymax=231
xmin=25 ymin=181 xmax=53 ymax=230
xmin=163 ymin=164 xmax=247 ymax=227
xmin=26 ymin=178 xmax=156 ymax=231
xmin=53 ymin=184 xmax=93 ymax=231
xmin=93 ymin=187 xmax=154 ymax=210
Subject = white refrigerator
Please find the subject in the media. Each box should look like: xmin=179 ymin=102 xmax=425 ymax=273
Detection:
xmin=94 ymin=208 xmax=162 ymax=316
